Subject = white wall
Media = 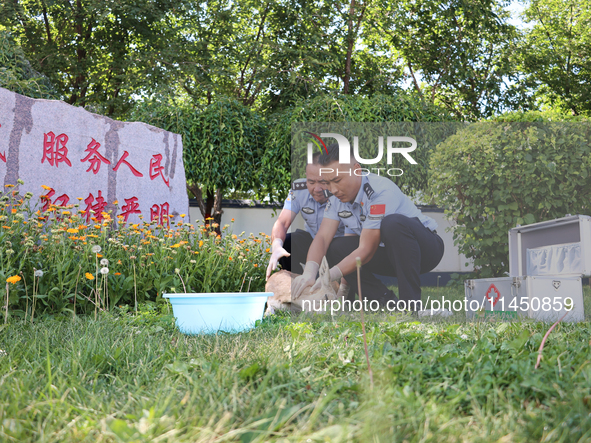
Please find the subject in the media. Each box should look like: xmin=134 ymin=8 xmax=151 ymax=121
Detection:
xmin=189 ymin=204 xmax=473 ymax=272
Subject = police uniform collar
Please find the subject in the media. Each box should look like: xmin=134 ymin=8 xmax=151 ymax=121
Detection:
xmin=353 ymin=175 xmax=368 ymax=205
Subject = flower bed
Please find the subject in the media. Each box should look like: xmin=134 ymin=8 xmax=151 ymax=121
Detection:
xmin=0 ymin=184 xmax=270 ymax=319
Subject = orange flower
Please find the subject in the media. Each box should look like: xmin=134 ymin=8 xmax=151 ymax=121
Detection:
xmin=228 ymin=257 xmax=233 ymax=261
xmin=6 ymin=275 xmax=21 ymax=284
xmin=254 ymin=264 xmax=258 ymax=267
xmin=231 ymin=218 xmax=235 ymax=222
xmin=41 ymin=185 xmax=52 ymax=190
xmin=85 ymin=273 xmax=94 ymax=280
xmin=11 ymin=208 xmax=16 ymax=214
xmin=114 ymin=272 xmax=121 ymax=276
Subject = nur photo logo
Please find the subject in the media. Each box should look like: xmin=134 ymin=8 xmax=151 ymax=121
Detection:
xmin=304 ymin=132 xmax=418 ymax=177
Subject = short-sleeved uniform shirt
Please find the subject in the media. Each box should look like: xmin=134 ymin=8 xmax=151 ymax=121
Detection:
xmin=283 ymin=178 xmax=345 ymax=238
xmin=323 ymin=173 xmax=437 ymax=235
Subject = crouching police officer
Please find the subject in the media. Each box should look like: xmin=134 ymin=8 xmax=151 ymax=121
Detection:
xmin=266 ymin=153 xmax=347 ymax=292
xmin=292 ymin=144 xmax=444 ymax=310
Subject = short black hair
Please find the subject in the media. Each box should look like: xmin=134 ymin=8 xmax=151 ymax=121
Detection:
xmin=311 ymin=150 xmax=321 ymax=164
xmin=317 ymin=143 xmax=354 ymax=166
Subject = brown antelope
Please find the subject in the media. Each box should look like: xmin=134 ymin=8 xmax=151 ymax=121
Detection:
xmin=265 ymin=257 xmax=342 ymax=314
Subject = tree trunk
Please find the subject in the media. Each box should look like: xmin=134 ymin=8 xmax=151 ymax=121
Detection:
xmin=187 ymin=185 xmax=223 ymax=234
xmin=343 ymin=0 xmax=356 ymax=94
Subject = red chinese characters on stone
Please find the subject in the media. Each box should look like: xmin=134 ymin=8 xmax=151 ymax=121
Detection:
xmin=40 ymin=188 xmax=70 ymax=212
xmin=113 ymin=151 xmax=143 ymax=177
xmin=81 ymin=139 xmax=110 ymax=174
xmin=120 ymin=197 xmax=141 ymax=222
xmin=42 ymin=132 xmax=72 ymax=167
xmin=150 ymin=202 xmax=170 ymax=227
xmin=0 ymin=124 xmax=5 ymax=162
xmin=83 ymin=190 xmax=107 ymax=222
xmin=149 ymin=154 xmax=169 ymax=187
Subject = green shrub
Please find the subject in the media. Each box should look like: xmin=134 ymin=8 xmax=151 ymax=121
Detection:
xmin=430 ymin=116 xmax=591 ymax=277
xmin=0 ymin=30 xmax=57 ymax=99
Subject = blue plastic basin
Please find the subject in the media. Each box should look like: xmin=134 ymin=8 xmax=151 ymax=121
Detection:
xmin=163 ymin=292 xmax=272 ymax=334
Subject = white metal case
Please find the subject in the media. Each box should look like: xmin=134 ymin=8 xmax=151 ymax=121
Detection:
xmin=464 ymin=275 xmax=584 ymax=322
xmin=508 ymin=215 xmax=591 ymax=277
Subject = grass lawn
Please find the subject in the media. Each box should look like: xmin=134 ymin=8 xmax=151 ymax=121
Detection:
xmin=1 ymin=288 xmax=591 ymax=442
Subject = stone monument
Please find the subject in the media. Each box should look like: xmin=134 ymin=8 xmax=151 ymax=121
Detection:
xmin=0 ymin=87 xmax=189 ymax=226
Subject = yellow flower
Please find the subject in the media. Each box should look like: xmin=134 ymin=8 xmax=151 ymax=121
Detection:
xmin=62 ymin=211 xmax=70 ymax=215
xmin=6 ymin=275 xmax=21 ymax=284
xmin=85 ymin=273 xmax=94 ymax=280
xmin=199 ymin=240 xmax=204 ymax=248
xmin=113 ymin=200 xmax=119 ymax=205
xmin=180 ymin=214 xmax=186 ymax=218
xmin=67 ymin=228 xmax=79 ymax=234
xmin=171 ymin=243 xmax=181 ymax=248
xmin=94 ymin=224 xmax=101 ymax=229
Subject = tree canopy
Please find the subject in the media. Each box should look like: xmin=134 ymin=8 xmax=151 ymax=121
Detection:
xmin=6 ymin=0 xmax=584 ymax=120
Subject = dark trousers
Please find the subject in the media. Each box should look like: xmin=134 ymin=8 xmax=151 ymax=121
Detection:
xmin=326 ymin=214 xmax=444 ymax=304
xmin=278 ymin=229 xmax=314 ymax=274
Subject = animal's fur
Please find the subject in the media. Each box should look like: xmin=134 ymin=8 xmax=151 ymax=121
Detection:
xmin=265 ymin=257 xmax=341 ymax=314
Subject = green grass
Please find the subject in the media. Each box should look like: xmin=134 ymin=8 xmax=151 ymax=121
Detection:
xmin=1 ymin=292 xmax=591 ymax=443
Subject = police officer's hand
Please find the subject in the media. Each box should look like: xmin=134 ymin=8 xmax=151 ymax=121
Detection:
xmin=310 ymin=265 xmax=343 ymax=292
xmin=266 ymin=239 xmax=291 ymax=281
xmin=291 ymin=261 xmax=319 ymax=299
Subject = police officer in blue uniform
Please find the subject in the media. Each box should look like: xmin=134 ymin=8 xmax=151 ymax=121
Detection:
xmin=266 ymin=153 xmax=345 ymax=281
xmin=292 ymin=144 xmax=444 ymax=309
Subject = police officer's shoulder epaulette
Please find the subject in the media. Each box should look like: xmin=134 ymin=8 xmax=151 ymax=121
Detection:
xmin=363 ymin=183 xmax=375 ymax=199
xmin=292 ymin=179 xmax=307 ymax=191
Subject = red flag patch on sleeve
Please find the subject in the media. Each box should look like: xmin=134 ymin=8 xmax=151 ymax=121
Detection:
xmin=370 ymin=204 xmax=385 ymax=215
